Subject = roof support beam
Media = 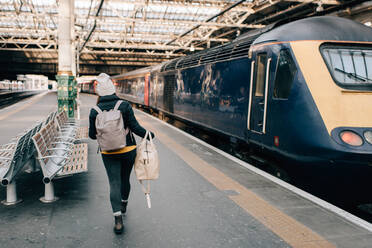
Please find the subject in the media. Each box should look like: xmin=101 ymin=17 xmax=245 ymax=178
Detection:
xmin=79 ymin=0 xmax=104 ymax=53
xmin=283 ymin=0 xmax=340 ymax=4
xmin=166 ymin=0 xmax=248 ymax=46
xmin=0 ymin=0 xmax=363 ymax=69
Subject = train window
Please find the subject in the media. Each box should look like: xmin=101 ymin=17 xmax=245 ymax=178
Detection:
xmin=321 ymin=45 xmax=372 ymax=90
xmin=273 ymin=49 xmax=297 ymax=99
xmin=255 ymin=54 xmax=267 ymax=97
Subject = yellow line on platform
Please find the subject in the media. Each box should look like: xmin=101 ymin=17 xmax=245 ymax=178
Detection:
xmin=139 ymin=117 xmax=336 ymax=248
xmin=0 ymin=92 xmax=47 ymax=121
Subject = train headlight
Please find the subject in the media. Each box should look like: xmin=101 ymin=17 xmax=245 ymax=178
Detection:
xmin=364 ymin=131 xmax=372 ymax=145
xmin=340 ymin=131 xmax=363 ymax=146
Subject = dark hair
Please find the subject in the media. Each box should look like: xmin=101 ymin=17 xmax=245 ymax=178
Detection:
xmin=96 ymin=96 xmax=100 ymax=104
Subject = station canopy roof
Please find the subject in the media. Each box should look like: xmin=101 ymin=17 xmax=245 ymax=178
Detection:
xmin=0 ymin=0 xmax=369 ymax=67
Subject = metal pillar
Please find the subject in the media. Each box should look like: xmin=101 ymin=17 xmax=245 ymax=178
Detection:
xmin=70 ymin=0 xmax=76 ymax=77
xmin=57 ymin=0 xmax=76 ymax=118
xmin=40 ymin=182 xmax=59 ymax=203
xmin=1 ymin=181 xmax=22 ymax=205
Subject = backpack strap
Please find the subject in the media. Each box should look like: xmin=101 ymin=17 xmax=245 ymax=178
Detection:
xmin=114 ymin=100 xmax=123 ymax=111
xmin=92 ymin=105 xmax=102 ymax=114
xmin=114 ymin=100 xmax=129 ymax=134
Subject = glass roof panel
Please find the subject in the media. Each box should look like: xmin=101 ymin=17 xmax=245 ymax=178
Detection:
xmin=2 ymin=0 xmax=358 ymax=67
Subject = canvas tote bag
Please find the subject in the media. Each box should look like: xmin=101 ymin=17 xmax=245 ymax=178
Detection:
xmin=134 ymin=131 xmax=159 ymax=208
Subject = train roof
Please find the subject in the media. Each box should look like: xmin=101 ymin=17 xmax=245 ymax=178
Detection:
xmin=111 ymin=63 xmax=164 ymax=79
xmin=252 ymin=16 xmax=372 ymax=44
xmin=116 ymin=16 xmax=372 ymax=75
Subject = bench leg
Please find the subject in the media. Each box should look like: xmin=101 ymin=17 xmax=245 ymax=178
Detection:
xmin=40 ymin=182 xmax=59 ymax=203
xmin=1 ymin=181 xmax=22 ymax=206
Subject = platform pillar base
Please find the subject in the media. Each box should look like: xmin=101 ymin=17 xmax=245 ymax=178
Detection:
xmin=1 ymin=181 xmax=22 ymax=206
xmin=40 ymin=182 xmax=59 ymax=203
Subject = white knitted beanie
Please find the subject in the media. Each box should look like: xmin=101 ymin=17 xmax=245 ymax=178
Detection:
xmin=96 ymin=73 xmax=115 ymax=96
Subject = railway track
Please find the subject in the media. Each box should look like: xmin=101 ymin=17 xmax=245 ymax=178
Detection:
xmin=0 ymin=91 xmax=39 ymax=109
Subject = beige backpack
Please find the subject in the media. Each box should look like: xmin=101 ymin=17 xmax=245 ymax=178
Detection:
xmin=134 ymin=131 xmax=159 ymax=208
xmin=92 ymin=100 xmax=128 ymax=151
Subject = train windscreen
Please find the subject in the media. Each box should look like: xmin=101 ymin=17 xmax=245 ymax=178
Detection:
xmin=321 ymin=45 xmax=372 ymax=90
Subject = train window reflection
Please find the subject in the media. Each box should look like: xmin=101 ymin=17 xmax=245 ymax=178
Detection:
xmin=321 ymin=46 xmax=372 ymax=90
xmin=255 ymin=54 xmax=267 ymax=97
xmin=273 ymin=49 xmax=297 ymax=99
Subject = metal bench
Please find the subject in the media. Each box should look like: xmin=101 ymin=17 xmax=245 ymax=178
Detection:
xmin=23 ymin=122 xmax=43 ymax=173
xmin=0 ymin=135 xmax=27 ymax=205
xmin=56 ymin=110 xmax=88 ymax=140
xmin=44 ymin=111 xmax=57 ymax=126
xmin=0 ymin=110 xmax=88 ymax=205
xmin=55 ymin=111 xmax=79 ymax=138
xmin=0 ymin=122 xmax=43 ymax=205
xmin=32 ymin=119 xmax=88 ymax=203
xmin=56 ymin=110 xmax=78 ymax=129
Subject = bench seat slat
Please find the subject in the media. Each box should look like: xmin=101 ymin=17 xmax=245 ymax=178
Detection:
xmin=33 ymin=112 xmax=88 ymax=182
xmin=56 ymin=143 xmax=88 ymax=177
xmin=76 ymin=126 xmax=89 ymax=140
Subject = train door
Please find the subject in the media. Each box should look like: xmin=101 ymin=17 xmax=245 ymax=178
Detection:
xmin=163 ymin=73 xmax=175 ymax=113
xmin=144 ymin=73 xmax=150 ymax=106
xmin=247 ymin=52 xmax=272 ymax=134
xmin=152 ymin=74 xmax=159 ymax=108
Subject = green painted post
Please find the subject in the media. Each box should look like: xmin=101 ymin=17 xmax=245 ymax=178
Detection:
xmin=56 ymin=75 xmax=76 ymax=118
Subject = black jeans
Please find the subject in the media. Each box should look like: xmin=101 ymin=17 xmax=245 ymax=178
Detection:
xmin=101 ymin=149 xmax=136 ymax=214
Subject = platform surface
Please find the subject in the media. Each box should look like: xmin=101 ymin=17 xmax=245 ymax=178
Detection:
xmin=0 ymin=92 xmax=371 ymax=248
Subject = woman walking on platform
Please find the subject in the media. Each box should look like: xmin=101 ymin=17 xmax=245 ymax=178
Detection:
xmin=89 ymin=73 xmax=155 ymax=234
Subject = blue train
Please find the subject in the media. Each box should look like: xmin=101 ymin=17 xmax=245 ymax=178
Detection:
xmin=84 ymin=16 xmax=372 ymax=205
